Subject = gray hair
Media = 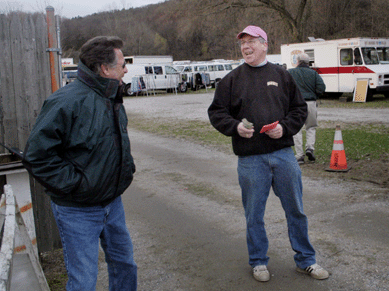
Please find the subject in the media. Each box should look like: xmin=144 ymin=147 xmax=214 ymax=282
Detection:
xmin=297 ymin=53 xmax=310 ymax=64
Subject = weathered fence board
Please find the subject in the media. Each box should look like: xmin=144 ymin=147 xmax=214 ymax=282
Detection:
xmin=0 ymin=12 xmax=61 ymax=253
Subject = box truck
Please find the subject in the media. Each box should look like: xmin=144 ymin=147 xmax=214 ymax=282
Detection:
xmin=281 ymin=37 xmax=389 ymax=100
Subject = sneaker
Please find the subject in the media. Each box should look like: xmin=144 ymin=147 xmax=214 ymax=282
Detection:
xmin=297 ymin=156 xmax=305 ymax=164
xmin=253 ymin=265 xmax=270 ymax=282
xmin=296 ymin=263 xmax=329 ymax=280
xmin=305 ymin=149 xmax=316 ymax=161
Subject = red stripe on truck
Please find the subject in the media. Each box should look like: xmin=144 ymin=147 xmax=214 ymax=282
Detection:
xmin=313 ymin=66 xmax=375 ymax=74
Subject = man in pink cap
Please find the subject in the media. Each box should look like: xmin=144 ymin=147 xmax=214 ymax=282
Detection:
xmin=208 ymin=25 xmax=329 ymax=283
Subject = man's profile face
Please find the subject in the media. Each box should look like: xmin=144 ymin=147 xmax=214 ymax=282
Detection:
xmin=101 ymin=48 xmax=128 ymax=84
xmin=240 ymin=35 xmax=268 ymax=66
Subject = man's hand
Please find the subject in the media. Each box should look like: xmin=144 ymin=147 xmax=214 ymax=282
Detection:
xmin=265 ymin=124 xmax=283 ymax=139
xmin=238 ymin=122 xmax=255 ymax=138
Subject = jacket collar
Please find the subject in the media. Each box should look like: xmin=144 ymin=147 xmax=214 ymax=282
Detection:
xmin=77 ymin=61 xmax=119 ymax=100
xmin=298 ymin=63 xmax=309 ymax=68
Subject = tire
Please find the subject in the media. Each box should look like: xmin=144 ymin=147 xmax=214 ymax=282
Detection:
xmin=179 ymin=82 xmax=188 ymax=93
xmin=324 ymin=92 xmax=343 ymax=99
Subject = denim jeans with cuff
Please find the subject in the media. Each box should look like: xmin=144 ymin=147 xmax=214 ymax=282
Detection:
xmin=51 ymin=196 xmax=137 ymax=291
xmin=238 ymin=147 xmax=316 ymax=269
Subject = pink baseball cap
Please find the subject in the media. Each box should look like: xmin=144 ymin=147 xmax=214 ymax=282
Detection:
xmin=237 ymin=25 xmax=267 ymax=41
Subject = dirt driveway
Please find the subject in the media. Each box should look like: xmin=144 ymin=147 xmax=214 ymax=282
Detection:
xmin=93 ymin=93 xmax=389 ymax=290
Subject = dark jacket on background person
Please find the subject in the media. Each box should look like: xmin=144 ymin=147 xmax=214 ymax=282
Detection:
xmin=23 ymin=61 xmax=136 ymax=207
xmin=288 ymin=63 xmax=326 ymax=101
xmin=208 ymin=62 xmax=307 ymax=156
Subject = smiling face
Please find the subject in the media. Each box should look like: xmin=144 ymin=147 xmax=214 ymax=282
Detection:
xmin=240 ymin=35 xmax=268 ymax=66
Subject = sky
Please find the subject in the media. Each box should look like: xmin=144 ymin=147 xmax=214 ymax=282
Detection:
xmin=1 ymin=0 xmax=165 ymax=18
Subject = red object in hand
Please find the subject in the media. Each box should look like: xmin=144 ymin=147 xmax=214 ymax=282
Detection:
xmin=260 ymin=121 xmax=279 ymax=133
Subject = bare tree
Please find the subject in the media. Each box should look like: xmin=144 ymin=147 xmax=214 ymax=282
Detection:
xmin=202 ymin=0 xmax=311 ymax=42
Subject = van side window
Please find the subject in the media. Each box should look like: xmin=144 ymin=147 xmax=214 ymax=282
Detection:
xmin=217 ymin=65 xmax=224 ymax=71
xmin=354 ymin=49 xmax=362 ymax=65
xmin=154 ymin=66 xmax=163 ymax=75
xmin=145 ymin=66 xmax=153 ymax=74
xmin=224 ymin=64 xmax=232 ymax=70
xmin=340 ymin=49 xmax=353 ymax=66
xmin=184 ymin=66 xmax=192 ymax=73
xmin=165 ymin=66 xmax=177 ymax=74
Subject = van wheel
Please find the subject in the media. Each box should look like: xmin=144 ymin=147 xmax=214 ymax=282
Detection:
xmin=179 ymin=82 xmax=188 ymax=93
xmin=324 ymin=92 xmax=343 ymax=99
xmin=125 ymin=83 xmax=132 ymax=96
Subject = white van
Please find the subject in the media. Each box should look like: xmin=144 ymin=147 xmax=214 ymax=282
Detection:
xmin=122 ymin=64 xmax=185 ymax=95
xmin=174 ymin=61 xmax=233 ymax=89
xmin=206 ymin=62 xmax=233 ymax=87
xmin=173 ymin=63 xmax=210 ymax=91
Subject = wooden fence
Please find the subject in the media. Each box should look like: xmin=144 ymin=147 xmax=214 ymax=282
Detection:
xmin=0 ymin=12 xmax=61 ymax=253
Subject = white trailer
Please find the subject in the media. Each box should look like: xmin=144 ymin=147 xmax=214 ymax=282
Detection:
xmin=281 ymin=37 xmax=389 ymax=99
xmin=124 ymin=55 xmax=173 ymax=65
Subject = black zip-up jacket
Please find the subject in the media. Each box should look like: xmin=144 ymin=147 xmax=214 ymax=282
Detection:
xmin=23 ymin=61 xmax=136 ymax=207
xmin=208 ymin=62 xmax=307 ymax=156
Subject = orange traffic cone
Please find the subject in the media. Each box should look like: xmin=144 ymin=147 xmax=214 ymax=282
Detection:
xmin=326 ymin=125 xmax=350 ymax=172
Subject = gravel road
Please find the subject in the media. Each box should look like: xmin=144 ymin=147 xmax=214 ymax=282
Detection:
xmin=96 ymin=93 xmax=389 ymax=291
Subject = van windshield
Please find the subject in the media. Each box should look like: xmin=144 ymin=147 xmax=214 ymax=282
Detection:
xmin=361 ymin=47 xmax=389 ymax=64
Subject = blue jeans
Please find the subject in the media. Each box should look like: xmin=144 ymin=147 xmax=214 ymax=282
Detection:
xmin=51 ymin=196 xmax=137 ymax=291
xmin=237 ymin=147 xmax=316 ymax=269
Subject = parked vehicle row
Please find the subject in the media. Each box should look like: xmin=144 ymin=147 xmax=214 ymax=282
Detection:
xmin=173 ymin=60 xmax=233 ymax=89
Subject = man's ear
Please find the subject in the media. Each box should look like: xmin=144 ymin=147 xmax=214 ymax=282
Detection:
xmin=100 ymin=64 xmax=109 ymax=77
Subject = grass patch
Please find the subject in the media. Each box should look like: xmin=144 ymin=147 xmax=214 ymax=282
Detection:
xmin=128 ymin=113 xmax=389 ymax=188
xmin=311 ymin=124 xmax=389 ymax=164
xmin=129 ymin=115 xmax=232 ymax=154
xmin=128 ymin=115 xmax=388 ymax=163
xmin=317 ymin=94 xmax=389 ymax=108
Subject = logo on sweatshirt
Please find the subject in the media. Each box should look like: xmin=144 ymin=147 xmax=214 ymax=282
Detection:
xmin=267 ymin=81 xmax=278 ymax=87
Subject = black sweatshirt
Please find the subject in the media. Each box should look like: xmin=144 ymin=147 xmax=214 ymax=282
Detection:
xmin=208 ymin=62 xmax=307 ymax=156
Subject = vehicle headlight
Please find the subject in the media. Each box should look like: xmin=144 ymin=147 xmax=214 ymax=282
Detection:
xmin=378 ymin=75 xmax=383 ymax=86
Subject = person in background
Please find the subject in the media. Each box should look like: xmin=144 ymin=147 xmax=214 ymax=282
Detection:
xmin=23 ymin=36 xmax=137 ymax=291
xmin=208 ymin=25 xmax=329 ymax=283
xmin=289 ymin=53 xmax=326 ymax=164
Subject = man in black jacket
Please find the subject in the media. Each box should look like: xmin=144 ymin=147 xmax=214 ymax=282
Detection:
xmin=23 ymin=36 xmax=137 ymax=290
xmin=208 ymin=25 xmax=329 ymax=283
xmin=289 ymin=53 xmax=326 ymax=164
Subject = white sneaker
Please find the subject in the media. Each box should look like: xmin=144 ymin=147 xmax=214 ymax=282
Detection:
xmin=296 ymin=263 xmax=329 ymax=279
xmin=253 ymin=265 xmax=270 ymax=282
